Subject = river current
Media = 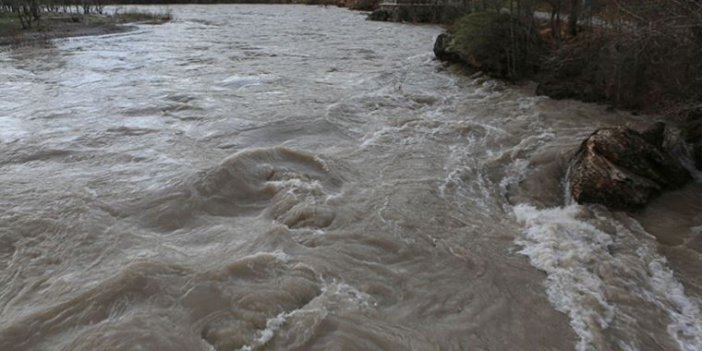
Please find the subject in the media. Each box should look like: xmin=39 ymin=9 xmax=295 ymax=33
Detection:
xmin=1 ymin=5 xmax=701 ymax=351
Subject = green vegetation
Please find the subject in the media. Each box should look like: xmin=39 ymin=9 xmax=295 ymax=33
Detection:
xmin=534 ymin=0 xmax=702 ymax=111
xmin=450 ymin=12 xmax=543 ymax=80
xmin=0 ymin=10 xmax=22 ymax=33
xmin=434 ymin=1 xmax=702 ymax=113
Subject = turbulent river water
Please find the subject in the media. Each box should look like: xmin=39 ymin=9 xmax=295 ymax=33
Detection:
xmin=1 ymin=5 xmax=701 ymax=351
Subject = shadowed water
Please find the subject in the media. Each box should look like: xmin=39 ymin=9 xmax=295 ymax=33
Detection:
xmin=0 ymin=5 xmax=700 ymax=351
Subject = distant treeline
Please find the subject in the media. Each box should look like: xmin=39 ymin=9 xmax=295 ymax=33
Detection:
xmin=99 ymin=0 xmax=373 ymax=6
xmin=100 ymin=0 xmax=293 ymax=3
xmin=102 ymin=0 xmax=380 ymax=8
xmin=1 ymin=1 xmax=109 ymax=28
xmin=102 ymin=0 xmax=292 ymax=3
xmin=0 ymin=0 xmax=378 ymax=30
xmin=440 ymin=0 xmax=702 ymax=111
xmin=0 ymin=0 xmax=365 ymax=30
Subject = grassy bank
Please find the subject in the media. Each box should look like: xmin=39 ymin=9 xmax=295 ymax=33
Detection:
xmin=0 ymin=9 xmax=171 ymax=47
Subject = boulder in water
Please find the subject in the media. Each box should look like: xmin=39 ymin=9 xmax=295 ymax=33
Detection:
xmin=569 ymin=125 xmax=691 ymax=209
xmin=433 ymin=33 xmax=460 ymax=63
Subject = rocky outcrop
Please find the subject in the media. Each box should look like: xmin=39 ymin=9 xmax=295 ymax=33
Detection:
xmin=569 ymin=125 xmax=691 ymax=209
xmin=433 ymin=33 xmax=460 ymax=62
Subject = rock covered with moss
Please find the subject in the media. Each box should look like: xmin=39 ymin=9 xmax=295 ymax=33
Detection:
xmin=433 ymin=33 xmax=460 ymax=62
xmin=433 ymin=12 xmax=543 ymax=80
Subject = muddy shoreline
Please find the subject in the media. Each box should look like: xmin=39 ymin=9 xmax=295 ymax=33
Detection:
xmin=0 ymin=23 xmax=136 ymax=47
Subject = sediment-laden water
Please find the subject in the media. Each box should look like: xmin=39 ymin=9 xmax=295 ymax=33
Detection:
xmin=1 ymin=5 xmax=700 ymax=351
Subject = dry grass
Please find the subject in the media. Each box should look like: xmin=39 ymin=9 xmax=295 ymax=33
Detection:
xmin=111 ymin=8 xmax=173 ymax=24
xmin=0 ymin=9 xmax=172 ymax=47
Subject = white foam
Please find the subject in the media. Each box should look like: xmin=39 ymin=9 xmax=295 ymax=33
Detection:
xmin=239 ymin=249 xmax=290 ymax=264
xmin=514 ymin=203 xmax=702 ymax=351
xmin=514 ymin=204 xmax=616 ymax=351
xmin=220 ymin=74 xmax=275 ymax=89
xmin=498 ymin=158 xmax=529 ymax=193
xmin=637 ymin=249 xmax=702 ymax=351
xmin=268 ymin=178 xmax=324 ymax=195
xmin=617 ymin=341 xmax=640 ymax=351
xmin=238 ymin=311 xmax=289 ymax=351
xmin=320 ymin=280 xmax=376 ymax=309
xmin=680 ymin=143 xmax=702 ymax=182
xmin=236 ymin=279 xmax=373 ymax=351
xmin=360 ymin=125 xmax=399 ymax=148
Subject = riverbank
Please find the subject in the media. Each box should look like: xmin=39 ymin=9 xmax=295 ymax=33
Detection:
xmin=0 ymin=10 xmax=171 ymax=47
xmin=1 ymin=5 xmax=701 ymax=351
xmin=108 ymin=0 xmax=376 ymax=7
xmin=433 ymin=11 xmax=702 ymax=115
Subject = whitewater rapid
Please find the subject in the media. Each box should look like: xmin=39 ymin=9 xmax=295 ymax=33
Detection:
xmin=0 ymin=5 xmax=700 ymax=351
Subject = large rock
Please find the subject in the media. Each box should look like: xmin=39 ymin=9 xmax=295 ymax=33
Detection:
xmin=435 ymin=12 xmax=543 ymax=80
xmin=433 ymin=33 xmax=460 ymax=62
xmin=569 ymin=125 xmax=691 ymax=209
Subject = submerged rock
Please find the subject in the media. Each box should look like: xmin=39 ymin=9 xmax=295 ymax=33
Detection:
xmin=569 ymin=125 xmax=691 ymax=209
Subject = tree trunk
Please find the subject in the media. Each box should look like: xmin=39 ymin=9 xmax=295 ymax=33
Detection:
xmin=568 ymin=0 xmax=579 ymax=37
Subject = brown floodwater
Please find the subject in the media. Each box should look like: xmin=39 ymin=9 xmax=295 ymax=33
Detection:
xmin=0 ymin=5 xmax=700 ymax=351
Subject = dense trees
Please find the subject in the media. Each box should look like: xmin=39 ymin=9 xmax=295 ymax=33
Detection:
xmin=433 ymin=1 xmax=702 ymax=110
xmin=533 ymin=0 xmax=702 ymax=110
xmin=1 ymin=1 xmax=41 ymax=29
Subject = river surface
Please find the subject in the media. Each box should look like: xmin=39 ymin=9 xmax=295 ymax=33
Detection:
xmin=1 ymin=5 xmax=701 ymax=351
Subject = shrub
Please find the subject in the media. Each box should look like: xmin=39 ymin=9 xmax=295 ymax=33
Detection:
xmin=449 ymin=12 xmax=543 ymax=80
xmin=538 ymin=28 xmax=702 ymax=110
